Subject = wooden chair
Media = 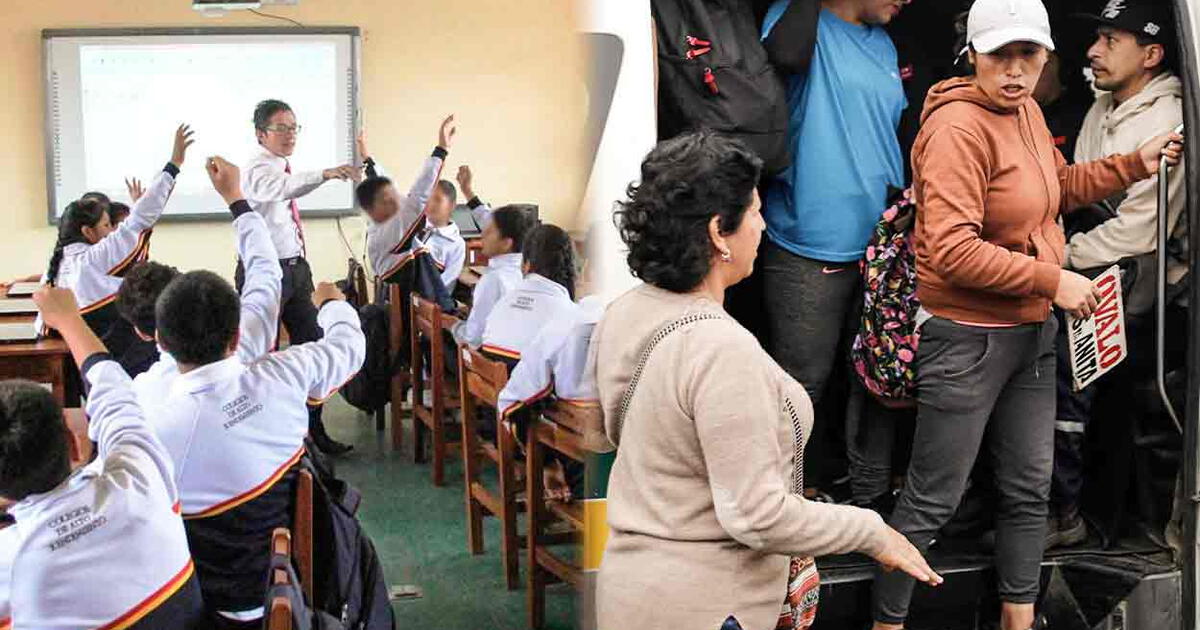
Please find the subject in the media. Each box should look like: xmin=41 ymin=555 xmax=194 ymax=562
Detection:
xmin=457 ymin=344 xmax=524 ymax=590
xmin=526 ymin=401 xmax=603 ymax=628
xmin=293 ymin=469 xmax=314 ymax=605
xmin=386 ymin=283 xmax=412 ymax=448
xmin=410 ymin=294 xmax=464 ymax=486
xmin=267 ymin=528 xmax=295 ymax=630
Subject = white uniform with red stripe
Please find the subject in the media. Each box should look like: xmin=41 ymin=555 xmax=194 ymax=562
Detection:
xmin=481 ymin=274 xmax=579 ymax=361
xmin=498 ymin=295 xmax=603 ymax=417
xmin=365 ymin=151 xmax=444 ymax=282
xmin=241 ymin=150 xmax=328 ymax=260
xmin=133 ymin=210 xmax=283 ymax=411
xmin=419 ymin=221 xmax=466 ymax=291
xmin=452 ymin=252 xmax=523 ymax=347
xmin=34 ymin=165 xmax=176 ymax=332
xmin=151 ymin=300 xmax=364 ymax=514
xmin=3 ymin=359 xmax=198 ymax=629
xmin=148 ymin=300 xmax=364 ymax=618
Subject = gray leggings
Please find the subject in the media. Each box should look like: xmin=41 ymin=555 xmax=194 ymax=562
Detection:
xmin=873 ymin=316 xmax=1057 ymax=624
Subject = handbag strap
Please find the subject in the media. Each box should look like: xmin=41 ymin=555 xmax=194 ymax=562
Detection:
xmin=610 ymin=311 xmax=726 ymax=445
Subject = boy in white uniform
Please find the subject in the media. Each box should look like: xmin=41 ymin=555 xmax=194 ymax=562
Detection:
xmin=1 ymin=286 xmax=205 ymax=629
xmin=148 ymin=157 xmax=367 ymax=626
xmin=120 ymin=188 xmax=283 ymax=410
xmin=360 ymin=116 xmax=460 ymax=285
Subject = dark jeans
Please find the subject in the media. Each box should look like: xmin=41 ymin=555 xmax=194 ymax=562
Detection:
xmin=846 ymin=377 xmax=913 ymax=506
xmin=873 ymin=316 xmax=1057 ymax=624
xmin=236 ymin=256 xmax=326 ymax=434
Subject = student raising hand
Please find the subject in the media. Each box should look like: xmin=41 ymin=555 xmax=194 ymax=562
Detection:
xmin=171 ymin=123 xmax=196 ymax=168
xmin=32 ymin=285 xmax=80 ymax=332
xmin=439 ymin=114 xmax=457 ymax=151
xmin=456 ymin=164 xmax=475 ymax=201
xmin=206 ymin=156 xmax=244 ymax=204
xmin=125 ymin=177 xmax=145 ymax=203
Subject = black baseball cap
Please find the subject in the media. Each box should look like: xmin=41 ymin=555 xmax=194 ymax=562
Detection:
xmin=1076 ymin=1 xmax=1174 ymax=43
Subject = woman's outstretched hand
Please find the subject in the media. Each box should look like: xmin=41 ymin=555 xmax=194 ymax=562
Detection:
xmin=873 ymin=526 xmax=943 ymax=587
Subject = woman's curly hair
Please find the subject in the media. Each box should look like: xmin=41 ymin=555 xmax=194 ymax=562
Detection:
xmin=614 ymin=131 xmax=762 ymax=292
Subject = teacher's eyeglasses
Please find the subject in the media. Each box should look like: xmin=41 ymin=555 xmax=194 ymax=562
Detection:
xmin=263 ymin=124 xmax=302 ymax=135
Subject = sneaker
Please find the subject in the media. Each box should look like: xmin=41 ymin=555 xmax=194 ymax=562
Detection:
xmin=1054 ymin=513 xmax=1088 ymax=548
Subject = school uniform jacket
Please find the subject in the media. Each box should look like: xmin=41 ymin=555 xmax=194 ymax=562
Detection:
xmin=480 ymin=273 xmax=579 ymax=361
xmin=420 ymin=222 xmax=466 ymax=291
xmin=35 ymin=164 xmax=177 ymax=334
xmin=498 ymin=295 xmax=602 ymax=418
xmin=365 ymin=148 xmax=446 ymax=282
xmin=133 ymin=204 xmax=284 ymax=413
xmin=452 ymin=252 xmax=523 ymax=347
xmin=149 ymin=300 xmax=366 ymax=615
xmin=242 ymin=149 xmax=331 ymax=260
xmin=1 ymin=357 xmax=203 ymax=630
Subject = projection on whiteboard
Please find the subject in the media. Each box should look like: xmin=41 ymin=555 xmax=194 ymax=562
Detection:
xmin=44 ymin=29 xmax=360 ymax=222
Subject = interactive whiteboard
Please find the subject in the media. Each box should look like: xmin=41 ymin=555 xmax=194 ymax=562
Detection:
xmin=43 ymin=28 xmax=360 ymax=223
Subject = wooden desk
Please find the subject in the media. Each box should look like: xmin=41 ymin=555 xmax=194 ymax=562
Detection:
xmin=0 ymin=310 xmax=74 ymax=408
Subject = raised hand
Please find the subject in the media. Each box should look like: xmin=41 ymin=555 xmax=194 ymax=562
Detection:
xmin=171 ymin=124 xmax=196 ymax=168
xmin=205 ymin=156 xmax=244 ymax=205
xmin=125 ymin=177 xmax=145 ymax=203
xmin=33 ymin=286 xmax=82 ymax=333
xmin=356 ymin=129 xmax=370 ymax=162
xmin=438 ymin=114 xmax=457 ymax=151
xmin=456 ymin=165 xmax=474 ymax=200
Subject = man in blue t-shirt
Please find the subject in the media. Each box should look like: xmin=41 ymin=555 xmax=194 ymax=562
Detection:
xmin=760 ymin=0 xmax=910 ymax=493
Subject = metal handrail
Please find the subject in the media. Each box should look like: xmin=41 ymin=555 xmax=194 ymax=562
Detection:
xmin=1158 ymin=148 xmax=1184 ymax=434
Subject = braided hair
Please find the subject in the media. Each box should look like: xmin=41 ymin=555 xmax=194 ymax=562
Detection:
xmin=46 ymin=199 xmax=107 ymax=287
xmin=522 ymin=224 xmax=578 ymax=300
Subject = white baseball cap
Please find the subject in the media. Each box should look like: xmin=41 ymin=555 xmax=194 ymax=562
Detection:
xmin=965 ymin=0 xmax=1056 ymax=54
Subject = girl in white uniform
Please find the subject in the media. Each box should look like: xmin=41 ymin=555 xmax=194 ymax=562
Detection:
xmin=452 ymin=204 xmax=538 ymax=347
xmin=480 ymin=224 xmax=580 ymax=364
xmin=38 ymin=125 xmax=193 ymax=375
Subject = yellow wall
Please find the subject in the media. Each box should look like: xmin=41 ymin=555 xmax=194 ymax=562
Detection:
xmin=0 ymin=0 xmax=588 ymax=282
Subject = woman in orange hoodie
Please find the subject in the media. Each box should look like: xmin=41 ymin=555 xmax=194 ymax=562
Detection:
xmin=870 ymin=1 xmax=1183 ymax=629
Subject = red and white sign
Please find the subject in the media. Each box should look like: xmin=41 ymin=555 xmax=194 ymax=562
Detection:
xmin=1066 ymin=265 xmax=1128 ymax=391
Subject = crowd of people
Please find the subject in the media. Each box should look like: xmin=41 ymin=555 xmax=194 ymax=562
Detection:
xmin=0 ymin=95 xmax=596 ymax=627
xmin=592 ymin=0 xmax=1187 ymax=629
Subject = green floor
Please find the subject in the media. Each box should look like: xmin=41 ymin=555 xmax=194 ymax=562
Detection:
xmin=323 ymin=397 xmax=578 ymax=630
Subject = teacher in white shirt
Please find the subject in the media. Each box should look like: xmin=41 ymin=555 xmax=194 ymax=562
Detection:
xmin=240 ymin=98 xmax=357 ymax=455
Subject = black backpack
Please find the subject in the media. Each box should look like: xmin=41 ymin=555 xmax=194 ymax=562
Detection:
xmin=338 ymin=303 xmax=391 ymax=413
xmin=651 ymin=0 xmax=791 ymax=176
xmin=305 ymin=456 xmax=395 ymax=630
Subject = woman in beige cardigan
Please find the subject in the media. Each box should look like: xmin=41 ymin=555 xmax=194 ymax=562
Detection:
xmin=591 ymin=131 xmax=941 ymax=630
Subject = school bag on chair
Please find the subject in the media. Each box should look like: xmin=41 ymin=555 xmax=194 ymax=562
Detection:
xmin=304 ymin=455 xmax=395 ymax=630
xmin=851 ymin=188 xmax=920 ymax=408
xmin=651 ymin=0 xmax=792 ymax=176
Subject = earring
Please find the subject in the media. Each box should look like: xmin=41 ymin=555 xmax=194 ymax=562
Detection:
xmin=720 ymin=250 xmax=732 ymax=263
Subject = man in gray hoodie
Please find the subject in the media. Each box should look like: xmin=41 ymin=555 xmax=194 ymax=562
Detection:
xmin=1050 ymin=0 xmax=1185 ymax=549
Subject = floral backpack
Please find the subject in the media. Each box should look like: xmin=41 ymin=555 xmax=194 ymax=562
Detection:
xmin=851 ymin=188 xmax=920 ymax=408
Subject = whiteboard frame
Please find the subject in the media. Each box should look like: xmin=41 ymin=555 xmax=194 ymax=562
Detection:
xmin=41 ymin=26 xmax=362 ymax=224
